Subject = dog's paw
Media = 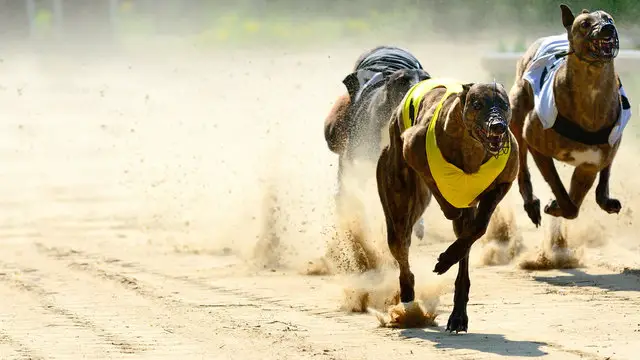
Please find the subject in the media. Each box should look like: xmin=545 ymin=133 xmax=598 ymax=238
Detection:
xmin=446 ymin=309 xmax=468 ymax=333
xmin=523 ymin=199 xmax=541 ymax=227
xmin=598 ymin=198 xmax=621 ymax=214
xmin=433 ymin=241 xmax=468 ymax=275
xmin=544 ymin=199 xmax=578 ymax=219
xmin=543 ymin=199 xmax=562 ymax=217
xmin=433 ymin=257 xmax=453 ymax=275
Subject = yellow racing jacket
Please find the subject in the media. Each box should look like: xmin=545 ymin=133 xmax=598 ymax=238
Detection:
xmin=400 ymin=79 xmax=510 ymax=208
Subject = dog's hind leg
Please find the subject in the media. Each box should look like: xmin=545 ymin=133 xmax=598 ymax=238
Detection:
xmin=377 ymin=148 xmax=415 ymax=302
xmin=509 ymin=84 xmax=540 ymax=226
xmin=528 ymin=148 xmax=579 ymax=219
xmin=544 ymin=165 xmax=598 ymax=220
xmin=540 ymin=165 xmax=596 ymax=249
xmin=595 ymin=164 xmax=622 ymax=214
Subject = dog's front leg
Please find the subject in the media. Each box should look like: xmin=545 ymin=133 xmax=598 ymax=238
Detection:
xmin=445 ymin=208 xmax=474 ymax=333
xmin=447 ymin=249 xmax=471 ymax=333
xmin=433 ymin=182 xmax=512 ymax=275
xmin=596 ymin=164 xmax=622 ymax=214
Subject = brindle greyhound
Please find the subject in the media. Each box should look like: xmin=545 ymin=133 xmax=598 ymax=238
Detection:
xmin=324 ymin=46 xmax=431 ymax=239
xmin=509 ymin=4 xmax=631 ymax=227
xmin=376 ymin=78 xmax=518 ymax=332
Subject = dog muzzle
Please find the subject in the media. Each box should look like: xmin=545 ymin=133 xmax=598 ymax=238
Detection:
xmin=476 ymin=107 xmax=509 ymax=156
xmin=588 ymin=22 xmax=619 ymax=60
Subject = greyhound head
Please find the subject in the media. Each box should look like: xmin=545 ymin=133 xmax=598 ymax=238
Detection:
xmin=384 ymin=68 xmax=431 ymax=108
xmin=561 ymin=4 xmax=619 ymax=63
xmin=458 ymin=82 xmax=511 ymax=155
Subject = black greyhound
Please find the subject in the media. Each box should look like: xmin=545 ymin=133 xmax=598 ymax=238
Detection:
xmin=324 ymin=46 xmax=431 ymax=239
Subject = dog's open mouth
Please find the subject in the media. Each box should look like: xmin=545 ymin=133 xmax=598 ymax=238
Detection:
xmin=590 ymin=36 xmax=619 ymax=59
xmin=476 ymin=127 xmax=506 ymax=155
xmin=486 ymin=134 xmax=504 ymax=154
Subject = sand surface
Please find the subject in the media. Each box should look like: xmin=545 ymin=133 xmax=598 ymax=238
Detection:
xmin=0 ymin=39 xmax=639 ymax=360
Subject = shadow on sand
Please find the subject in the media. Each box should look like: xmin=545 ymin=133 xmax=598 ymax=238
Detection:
xmin=533 ymin=268 xmax=640 ymax=292
xmin=399 ymin=326 xmax=548 ymax=357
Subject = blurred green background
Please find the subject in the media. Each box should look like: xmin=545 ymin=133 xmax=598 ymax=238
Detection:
xmin=1 ymin=0 xmax=637 ymax=113
xmin=3 ymin=0 xmax=638 ymax=50
xmin=119 ymin=0 xmax=640 ymax=50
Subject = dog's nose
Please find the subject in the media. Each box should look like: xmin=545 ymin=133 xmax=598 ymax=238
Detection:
xmin=600 ymin=23 xmax=616 ymax=38
xmin=489 ymin=121 xmax=507 ymax=135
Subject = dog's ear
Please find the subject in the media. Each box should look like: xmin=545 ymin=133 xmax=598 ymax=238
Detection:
xmin=384 ymin=69 xmax=428 ymax=107
xmin=560 ymin=4 xmax=575 ymax=29
xmin=458 ymin=83 xmax=473 ymax=106
xmin=384 ymin=70 xmax=410 ymax=101
xmin=418 ymin=69 xmax=431 ymax=82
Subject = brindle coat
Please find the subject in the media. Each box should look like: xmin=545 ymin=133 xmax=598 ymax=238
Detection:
xmin=509 ymin=4 xmax=623 ymax=226
xmin=376 ymin=82 xmax=518 ymax=332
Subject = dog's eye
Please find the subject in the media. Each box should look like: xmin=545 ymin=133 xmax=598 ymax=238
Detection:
xmin=472 ymin=101 xmax=483 ymax=110
xmin=499 ymin=102 xmax=509 ymax=110
xmin=581 ymin=20 xmax=591 ymax=28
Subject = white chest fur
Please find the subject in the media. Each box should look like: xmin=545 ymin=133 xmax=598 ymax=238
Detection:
xmin=563 ymin=149 xmax=603 ymax=167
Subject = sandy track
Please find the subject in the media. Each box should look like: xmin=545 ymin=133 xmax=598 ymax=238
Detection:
xmin=0 ymin=40 xmax=639 ymax=359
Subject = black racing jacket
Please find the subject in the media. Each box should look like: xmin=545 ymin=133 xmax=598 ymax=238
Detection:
xmin=342 ymin=46 xmax=424 ymax=103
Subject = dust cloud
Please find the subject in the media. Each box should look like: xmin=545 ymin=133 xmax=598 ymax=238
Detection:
xmin=518 ymin=217 xmax=584 ymax=271
xmin=340 ymin=267 xmax=445 ymax=328
xmin=477 ymin=205 xmax=525 ymax=267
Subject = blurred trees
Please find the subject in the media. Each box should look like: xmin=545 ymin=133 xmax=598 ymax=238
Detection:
xmin=198 ymin=0 xmax=640 ymax=24
xmin=424 ymin=0 xmax=640 ymax=29
xmin=2 ymin=0 xmax=639 ymax=42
